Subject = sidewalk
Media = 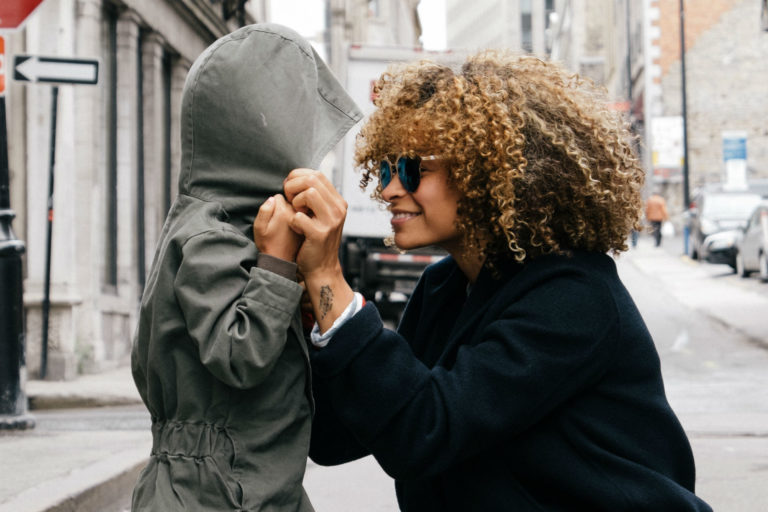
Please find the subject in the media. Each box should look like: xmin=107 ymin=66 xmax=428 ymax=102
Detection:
xmin=623 ymin=238 xmax=768 ymax=348
xmin=1 ymin=240 xmax=767 ymax=512
xmin=0 ymin=366 xmax=148 ymax=512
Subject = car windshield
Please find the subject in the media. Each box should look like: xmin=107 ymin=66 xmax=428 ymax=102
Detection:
xmin=703 ymin=193 xmax=762 ymax=219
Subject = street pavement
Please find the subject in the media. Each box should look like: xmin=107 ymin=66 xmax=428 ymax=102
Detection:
xmin=1 ymin=236 xmax=767 ymax=512
xmin=618 ymin=237 xmax=768 ymax=511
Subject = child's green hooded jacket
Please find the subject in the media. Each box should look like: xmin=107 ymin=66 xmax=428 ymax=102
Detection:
xmin=130 ymin=24 xmax=361 ymax=511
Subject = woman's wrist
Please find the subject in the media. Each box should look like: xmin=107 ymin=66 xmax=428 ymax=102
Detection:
xmin=310 ymin=292 xmax=365 ymax=347
xmin=303 ymin=267 xmax=355 ymax=334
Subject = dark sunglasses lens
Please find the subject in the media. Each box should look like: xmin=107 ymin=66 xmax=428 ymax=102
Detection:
xmin=380 ymin=160 xmax=392 ymax=188
xmin=398 ymin=157 xmax=421 ymax=192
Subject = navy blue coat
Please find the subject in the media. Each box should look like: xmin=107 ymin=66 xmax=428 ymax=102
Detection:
xmin=309 ymin=251 xmax=712 ymax=511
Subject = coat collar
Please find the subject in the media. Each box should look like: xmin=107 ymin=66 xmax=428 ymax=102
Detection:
xmin=449 ymin=261 xmax=519 ymax=348
xmin=423 ymin=257 xmax=523 ymax=362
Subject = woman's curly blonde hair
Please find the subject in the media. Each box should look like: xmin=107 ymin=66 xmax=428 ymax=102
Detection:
xmin=355 ymin=50 xmax=644 ymax=268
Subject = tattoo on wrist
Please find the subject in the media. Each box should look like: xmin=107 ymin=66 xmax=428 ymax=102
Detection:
xmin=319 ymin=285 xmax=333 ymax=320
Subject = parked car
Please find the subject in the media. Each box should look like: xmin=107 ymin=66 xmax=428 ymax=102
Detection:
xmin=685 ymin=190 xmax=762 ymax=260
xmin=745 ymin=178 xmax=768 ymax=197
xmin=700 ymin=229 xmax=740 ymax=270
xmin=735 ymin=200 xmax=768 ymax=281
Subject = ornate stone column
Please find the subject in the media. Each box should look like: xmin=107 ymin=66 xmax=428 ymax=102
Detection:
xmin=140 ymin=31 xmax=166 ymax=273
xmin=90 ymin=8 xmax=144 ymax=370
xmin=169 ymin=58 xmax=190 ymax=202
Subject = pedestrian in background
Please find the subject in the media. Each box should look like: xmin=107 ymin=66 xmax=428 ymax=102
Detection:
xmin=130 ymin=24 xmax=360 ymax=511
xmin=646 ymin=190 xmax=670 ymax=247
xmin=275 ymin=51 xmax=712 ymax=511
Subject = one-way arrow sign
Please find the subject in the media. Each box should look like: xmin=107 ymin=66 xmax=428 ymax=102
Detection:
xmin=13 ymin=55 xmax=98 ymax=85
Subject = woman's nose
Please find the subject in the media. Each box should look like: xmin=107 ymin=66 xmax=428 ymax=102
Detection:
xmin=381 ymin=172 xmax=406 ymax=202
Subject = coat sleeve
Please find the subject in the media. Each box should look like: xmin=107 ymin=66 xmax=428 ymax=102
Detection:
xmin=309 ymin=376 xmax=371 ymax=465
xmin=309 ymin=270 xmax=620 ymax=480
xmin=309 ymin=268 xmax=431 ymax=466
xmin=174 ymin=228 xmax=303 ymax=389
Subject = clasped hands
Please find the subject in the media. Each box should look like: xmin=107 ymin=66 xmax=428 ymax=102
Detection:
xmin=253 ymin=169 xmax=354 ymax=332
xmin=253 ymin=168 xmax=345 ymax=273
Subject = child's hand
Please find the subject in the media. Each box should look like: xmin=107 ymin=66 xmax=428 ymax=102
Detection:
xmin=253 ymin=194 xmax=303 ymax=262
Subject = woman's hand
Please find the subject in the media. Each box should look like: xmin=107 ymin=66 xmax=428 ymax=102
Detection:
xmin=283 ymin=169 xmax=347 ymax=278
xmin=284 ymin=169 xmax=355 ymax=333
xmin=253 ymin=194 xmax=303 ymax=262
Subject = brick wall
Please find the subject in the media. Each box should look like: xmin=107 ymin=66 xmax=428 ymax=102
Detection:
xmin=652 ymin=0 xmax=768 ymax=187
xmin=654 ymin=0 xmax=735 ymax=78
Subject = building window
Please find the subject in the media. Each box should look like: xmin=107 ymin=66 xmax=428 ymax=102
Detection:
xmin=521 ymin=0 xmax=533 ymax=52
xmin=104 ymin=6 xmax=118 ymax=289
xmin=545 ymin=0 xmax=555 ymax=29
xmin=762 ymin=0 xmax=768 ymax=31
xmin=163 ymin=53 xmax=173 ymax=215
xmin=369 ymin=0 xmax=380 ymax=18
xmin=544 ymin=0 xmax=556 ymax=53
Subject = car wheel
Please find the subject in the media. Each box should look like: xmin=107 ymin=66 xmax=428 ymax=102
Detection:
xmin=759 ymin=252 xmax=768 ymax=283
xmin=736 ymin=252 xmax=749 ymax=278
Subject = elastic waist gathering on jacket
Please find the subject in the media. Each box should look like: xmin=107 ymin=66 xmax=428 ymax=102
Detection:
xmin=150 ymin=419 xmax=234 ymax=459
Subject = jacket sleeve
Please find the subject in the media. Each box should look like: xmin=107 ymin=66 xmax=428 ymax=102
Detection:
xmin=309 ymin=270 xmax=620 ymax=480
xmin=174 ymin=228 xmax=303 ymax=389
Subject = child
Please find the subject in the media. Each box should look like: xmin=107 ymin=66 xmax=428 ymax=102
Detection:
xmin=130 ymin=24 xmax=361 ymax=511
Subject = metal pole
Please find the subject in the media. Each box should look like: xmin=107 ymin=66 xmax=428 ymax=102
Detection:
xmin=625 ymin=0 xmax=633 ymax=103
xmin=40 ymin=86 xmax=59 ymax=380
xmin=679 ymin=0 xmax=691 ymax=254
xmin=0 ymin=94 xmax=35 ymax=430
xmin=625 ymin=0 xmax=639 ymax=249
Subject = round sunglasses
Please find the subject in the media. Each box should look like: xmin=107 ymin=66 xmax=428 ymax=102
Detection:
xmin=379 ymin=155 xmax=441 ymax=193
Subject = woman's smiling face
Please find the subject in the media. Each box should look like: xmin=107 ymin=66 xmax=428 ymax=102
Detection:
xmin=381 ymin=156 xmax=463 ymax=255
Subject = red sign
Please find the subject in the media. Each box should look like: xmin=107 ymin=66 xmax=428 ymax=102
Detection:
xmin=0 ymin=0 xmax=46 ymax=30
xmin=0 ymin=37 xmax=5 ymax=96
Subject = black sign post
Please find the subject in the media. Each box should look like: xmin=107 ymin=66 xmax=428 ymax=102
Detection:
xmin=13 ymin=55 xmax=98 ymax=379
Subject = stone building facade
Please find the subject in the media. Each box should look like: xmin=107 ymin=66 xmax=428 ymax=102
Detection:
xmin=519 ymin=0 xmax=768 ymax=216
xmin=649 ymin=0 xmax=768 ymax=208
xmin=326 ymin=0 xmax=421 ymax=80
xmin=548 ymin=0 xmax=647 ymax=193
xmin=341 ymin=0 xmax=421 ymax=47
xmin=5 ymin=0 xmax=423 ymax=380
xmin=443 ymin=0 xmax=646 ymax=167
xmin=445 ymin=0 xmax=556 ymax=57
xmin=5 ymin=0 xmax=265 ymax=379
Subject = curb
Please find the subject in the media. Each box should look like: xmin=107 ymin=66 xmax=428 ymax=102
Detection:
xmin=28 ymin=394 xmax=143 ymax=411
xmin=625 ymin=249 xmax=768 ymax=351
xmin=0 ymin=447 xmax=147 ymax=512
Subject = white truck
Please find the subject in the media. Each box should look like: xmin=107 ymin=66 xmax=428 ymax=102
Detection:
xmin=334 ymin=45 xmax=458 ymax=323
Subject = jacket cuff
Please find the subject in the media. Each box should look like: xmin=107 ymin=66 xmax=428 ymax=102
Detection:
xmin=256 ymin=253 xmax=298 ymax=282
xmin=310 ymin=303 xmax=383 ymax=377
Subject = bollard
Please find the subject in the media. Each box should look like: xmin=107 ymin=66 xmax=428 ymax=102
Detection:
xmin=0 ymin=96 xmax=34 ymax=430
xmin=0 ymin=211 xmax=34 ymax=429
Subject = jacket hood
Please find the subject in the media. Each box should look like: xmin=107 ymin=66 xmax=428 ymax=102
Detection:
xmin=179 ymin=23 xmax=362 ymax=218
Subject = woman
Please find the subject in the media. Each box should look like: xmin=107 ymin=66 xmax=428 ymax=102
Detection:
xmin=281 ymin=51 xmax=712 ymax=511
